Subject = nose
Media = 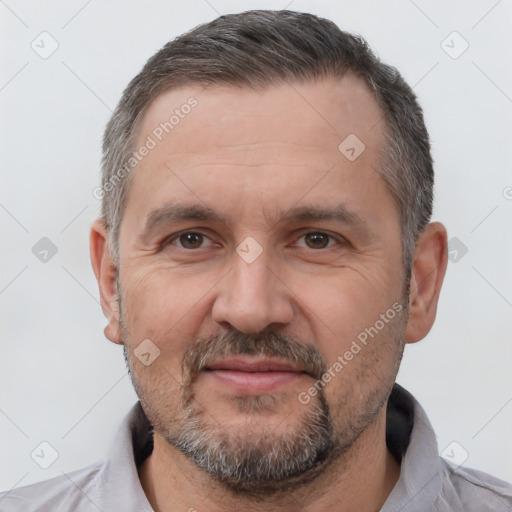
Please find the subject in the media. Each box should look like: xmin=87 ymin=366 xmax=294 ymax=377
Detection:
xmin=211 ymin=248 xmax=294 ymax=334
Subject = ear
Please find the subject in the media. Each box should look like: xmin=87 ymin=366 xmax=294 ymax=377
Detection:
xmin=90 ymin=219 xmax=123 ymax=345
xmin=404 ymin=222 xmax=448 ymax=344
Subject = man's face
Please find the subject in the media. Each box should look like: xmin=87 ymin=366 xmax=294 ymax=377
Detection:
xmin=117 ymin=75 xmax=408 ymax=494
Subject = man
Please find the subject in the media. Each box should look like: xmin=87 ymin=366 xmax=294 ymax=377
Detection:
xmin=2 ymin=9 xmax=511 ymax=512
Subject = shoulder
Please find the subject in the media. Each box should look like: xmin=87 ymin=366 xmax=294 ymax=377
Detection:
xmin=436 ymin=459 xmax=512 ymax=511
xmin=0 ymin=462 xmax=102 ymax=512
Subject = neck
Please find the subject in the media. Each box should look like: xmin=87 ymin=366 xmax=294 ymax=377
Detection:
xmin=138 ymin=406 xmax=400 ymax=512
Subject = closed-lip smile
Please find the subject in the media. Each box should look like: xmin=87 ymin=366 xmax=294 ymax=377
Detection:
xmin=204 ymin=357 xmax=307 ymax=393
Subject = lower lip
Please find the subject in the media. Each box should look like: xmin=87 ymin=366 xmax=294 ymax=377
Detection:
xmin=205 ymin=369 xmax=305 ymax=393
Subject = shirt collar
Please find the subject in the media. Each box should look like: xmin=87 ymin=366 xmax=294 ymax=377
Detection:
xmin=99 ymin=401 xmax=154 ymax=510
xmin=382 ymin=384 xmax=443 ymax=511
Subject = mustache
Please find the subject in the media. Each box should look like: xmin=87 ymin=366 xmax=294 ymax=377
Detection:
xmin=181 ymin=330 xmax=328 ymax=390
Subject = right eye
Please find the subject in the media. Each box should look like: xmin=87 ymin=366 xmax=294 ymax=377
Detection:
xmin=163 ymin=231 xmax=214 ymax=250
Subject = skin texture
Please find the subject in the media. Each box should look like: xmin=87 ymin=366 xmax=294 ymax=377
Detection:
xmin=90 ymin=75 xmax=448 ymax=511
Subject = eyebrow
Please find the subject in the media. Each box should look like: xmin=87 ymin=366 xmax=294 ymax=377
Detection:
xmin=141 ymin=201 xmax=374 ymax=242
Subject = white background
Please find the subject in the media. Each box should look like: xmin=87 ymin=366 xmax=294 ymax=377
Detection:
xmin=1 ymin=0 xmax=511 ymax=494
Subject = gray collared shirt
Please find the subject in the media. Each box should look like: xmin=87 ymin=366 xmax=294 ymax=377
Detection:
xmin=1 ymin=384 xmax=511 ymax=511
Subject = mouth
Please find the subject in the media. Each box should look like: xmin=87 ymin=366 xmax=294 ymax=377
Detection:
xmin=203 ymin=357 xmax=309 ymax=393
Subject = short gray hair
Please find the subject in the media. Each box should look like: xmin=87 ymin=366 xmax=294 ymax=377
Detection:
xmin=100 ymin=9 xmax=434 ymax=284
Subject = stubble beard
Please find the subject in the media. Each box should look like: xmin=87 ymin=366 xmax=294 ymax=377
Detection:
xmin=120 ymin=297 xmax=407 ymax=498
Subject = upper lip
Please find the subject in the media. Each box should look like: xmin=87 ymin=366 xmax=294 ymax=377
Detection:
xmin=205 ymin=358 xmax=305 ymax=373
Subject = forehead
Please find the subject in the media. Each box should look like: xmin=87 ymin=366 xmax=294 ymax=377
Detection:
xmin=123 ymin=75 xmax=397 ymax=233
xmin=136 ymin=74 xmax=383 ymax=158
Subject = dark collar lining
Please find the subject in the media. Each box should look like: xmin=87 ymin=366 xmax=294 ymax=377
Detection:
xmin=385 ymin=383 xmax=415 ymax=463
xmin=132 ymin=403 xmax=154 ymax=468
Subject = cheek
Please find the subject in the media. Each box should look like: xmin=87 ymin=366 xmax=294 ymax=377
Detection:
xmin=120 ymin=267 xmax=216 ymax=357
xmin=303 ymin=264 xmax=402 ymax=345
xmin=303 ymin=270 xmax=405 ymax=407
xmin=319 ymin=305 xmax=405 ymax=412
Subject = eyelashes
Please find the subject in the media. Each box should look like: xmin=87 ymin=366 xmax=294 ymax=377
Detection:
xmin=162 ymin=230 xmax=347 ymax=252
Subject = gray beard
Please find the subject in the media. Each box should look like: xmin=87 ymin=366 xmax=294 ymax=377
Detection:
xmin=120 ymin=293 xmax=407 ymax=498
xmin=168 ymin=388 xmax=341 ymax=498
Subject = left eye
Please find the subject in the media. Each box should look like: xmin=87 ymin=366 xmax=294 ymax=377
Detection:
xmin=295 ymin=232 xmax=338 ymax=249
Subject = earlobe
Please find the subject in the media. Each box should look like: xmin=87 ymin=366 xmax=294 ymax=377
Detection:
xmin=90 ymin=219 xmax=123 ymax=345
xmin=404 ymin=222 xmax=448 ymax=344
